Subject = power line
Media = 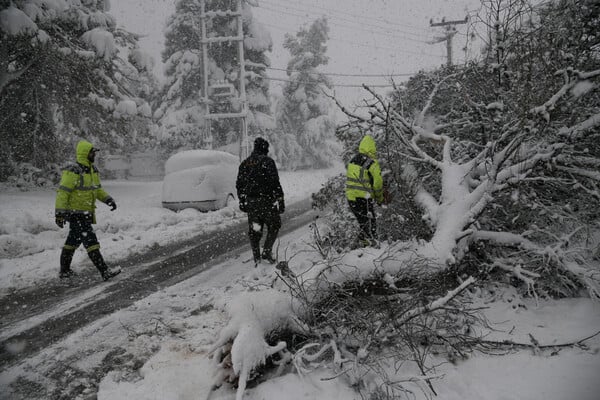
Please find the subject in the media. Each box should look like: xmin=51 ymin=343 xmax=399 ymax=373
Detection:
xmin=260 ymin=21 xmax=445 ymax=59
xmin=262 ymin=65 xmax=416 ymax=78
xmin=260 ymin=0 xmax=432 ymax=41
xmin=263 ymin=76 xmax=398 ymax=88
xmin=265 ymin=0 xmax=432 ymax=35
xmin=258 ymin=3 xmax=432 ymax=44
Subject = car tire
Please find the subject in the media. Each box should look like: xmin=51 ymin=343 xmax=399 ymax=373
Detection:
xmin=217 ymin=194 xmax=236 ymax=209
xmin=225 ymin=194 xmax=236 ymax=209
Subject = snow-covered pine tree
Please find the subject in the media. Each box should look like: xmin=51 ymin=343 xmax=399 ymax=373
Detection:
xmin=0 ymin=0 xmax=156 ymax=183
xmin=276 ymin=16 xmax=340 ymax=169
xmin=154 ymin=0 xmax=273 ymax=155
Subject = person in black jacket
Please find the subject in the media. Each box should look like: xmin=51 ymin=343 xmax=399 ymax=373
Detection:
xmin=236 ymin=137 xmax=285 ymax=265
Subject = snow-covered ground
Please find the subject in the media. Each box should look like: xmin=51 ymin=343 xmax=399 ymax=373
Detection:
xmin=0 ymin=167 xmax=340 ymax=292
xmin=1 ymin=167 xmax=600 ymax=400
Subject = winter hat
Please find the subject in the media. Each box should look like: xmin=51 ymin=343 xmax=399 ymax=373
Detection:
xmin=254 ymin=137 xmax=269 ymax=155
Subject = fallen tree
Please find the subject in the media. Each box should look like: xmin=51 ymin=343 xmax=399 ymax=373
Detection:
xmin=206 ymin=1 xmax=600 ymax=398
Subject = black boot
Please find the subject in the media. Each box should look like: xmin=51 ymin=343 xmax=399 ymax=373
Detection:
xmin=249 ymin=232 xmax=262 ymax=267
xmin=59 ymin=248 xmax=76 ymax=279
xmin=252 ymin=247 xmax=261 ymax=267
xmin=88 ymin=249 xmax=121 ymax=281
xmin=261 ymin=249 xmax=276 ymax=264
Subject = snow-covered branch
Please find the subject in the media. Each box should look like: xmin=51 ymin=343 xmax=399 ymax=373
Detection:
xmin=560 ymin=113 xmax=600 ymax=140
xmin=495 ymin=143 xmax=563 ymax=185
xmin=416 ymin=73 xmax=457 ymax=127
xmin=208 ymin=290 xmax=298 ymax=400
xmin=471 ymin=230 xmax=537 ymax=250
xmin=530 ymin=68 xmax=600 ymax=122
xmin=396 ymin=277 xmax=476 ymax=325
xmin=555 ymin=166 xmax=600 ymax=182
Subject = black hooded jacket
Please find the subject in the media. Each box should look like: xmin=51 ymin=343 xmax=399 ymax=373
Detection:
xmin=236 ymin=146 xmax=284 ymax=208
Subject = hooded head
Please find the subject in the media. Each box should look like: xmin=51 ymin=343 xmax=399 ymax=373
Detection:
xmin=358 ymin=135 xmax=377 ymax=159
xmin=76 ymin=140 xmax=98 ymax=166
xmin=253 ymin=137 xmax=269 ymax=155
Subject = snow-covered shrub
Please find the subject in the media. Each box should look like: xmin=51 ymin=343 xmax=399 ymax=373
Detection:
xmin=5 ymin=162 xmax=62 ymax=188
xmin=311 ymin=174 xmax=358 ymax=249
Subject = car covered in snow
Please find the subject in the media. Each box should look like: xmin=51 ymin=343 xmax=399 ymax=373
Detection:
xmin=161 ymin=150 xmax=239 ymax=212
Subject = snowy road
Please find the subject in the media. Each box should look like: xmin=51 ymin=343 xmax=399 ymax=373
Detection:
xmin=0 ymin=198 xmax=316 ymax=370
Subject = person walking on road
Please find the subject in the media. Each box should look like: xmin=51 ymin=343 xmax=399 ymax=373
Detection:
xmin=236 ymin=137 xmax=285 ymax=265
xmin=55 ymin=140 xmax=121 ymax=281
xmin=345 ymin=134 xmax=384 ymax=247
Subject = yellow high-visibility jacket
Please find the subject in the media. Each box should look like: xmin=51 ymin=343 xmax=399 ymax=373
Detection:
xmin=55 ymin=140 xmax=112 ymax=223
xmin=345 ymin=135 xmax=383 ymax=203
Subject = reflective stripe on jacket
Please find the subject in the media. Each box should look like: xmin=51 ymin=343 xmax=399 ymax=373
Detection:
xmin=55 ymin=140 xmax=111 ymax=223
xmin=345 ymin=135 xmax=383 ymax=202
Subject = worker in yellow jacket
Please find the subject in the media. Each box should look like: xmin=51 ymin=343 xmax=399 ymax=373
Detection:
xmin=55 ymin=140 xmax=121 ymax=281
xmin=345 ymin=135 xmax=384 ymax=246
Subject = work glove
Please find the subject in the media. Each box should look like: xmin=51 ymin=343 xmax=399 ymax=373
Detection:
xmin=106 ymin=197 xmax=117 ymax=211
xmin=55 ymin=216 xmax=65 ymax=228
xmin=277 ymin=197 xmax=285 ymax=214
xmin=238 ymin=195 xmax=248 ymax=212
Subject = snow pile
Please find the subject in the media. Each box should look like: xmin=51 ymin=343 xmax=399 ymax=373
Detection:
xmin=242 ymin=3 xmax=272 ymax=52
xmin=0 ymin=6 xmax=38 ymax=35
xmin=164 ymin=150 xmax=238 ymax=175
xmin=128 ymin=48 xmax=154 ymax=72
xmin=81 ymin=28 xmax=117 ymax=61
xmin=209 ymin=290 xmax=294 ymax=399
xmin=87 ymin=10 xmax=115 ymax=29
xmin=136 ymin=102 xmax=152 ymax=117
xmin=88 ymin=93 xmax=116 ymax=111
xmin=113 ymin=99 xmax=138 ymax=117
xmin=571 ymin=80 xmax=595 ymax=99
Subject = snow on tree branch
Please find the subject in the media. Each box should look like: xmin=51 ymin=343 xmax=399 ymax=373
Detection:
xmin=560 ymin=113 xmax=600 ymax=140
xmin=396 ymin=276 xmax=476 ymax=325
xmin=207 ymin=290 xmax=297 ymax=400
xmin=530 ymin=68 xmax=600 ymax=122
xmin=416 ymin=73 xmax=457 ymax=127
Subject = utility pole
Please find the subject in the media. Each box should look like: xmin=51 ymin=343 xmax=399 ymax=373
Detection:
xmin=199 ymin=0 xmax=248 ymax=160
xmin=429 ymin=16 xmax=468 ymax=67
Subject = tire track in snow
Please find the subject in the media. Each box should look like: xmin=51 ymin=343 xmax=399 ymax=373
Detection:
xmin=0 ymin=198 xmax=316 ymax=370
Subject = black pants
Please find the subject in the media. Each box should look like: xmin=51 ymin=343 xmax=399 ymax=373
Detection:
xmin=348 ymin=198 xmax=376 ymax=241
xmin=64 ymin=214 xmax=100 ymax=252
xmin=247 ymin=202 xmax=281 ymax=258
xmin=60 ymin=214 xmax=108 ymax=275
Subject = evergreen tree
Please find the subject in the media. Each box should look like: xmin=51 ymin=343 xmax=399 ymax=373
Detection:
xmin=0 ymin=0 xmax=157 ymax=183
xmin=155 ymin=0 xmax=273 ymax=155
xmin=277 ymin=17 xmax=339 ymax=169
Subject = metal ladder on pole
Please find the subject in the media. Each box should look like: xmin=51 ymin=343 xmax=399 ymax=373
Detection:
xmin=199 ymin=0 xmax=249 ymax=160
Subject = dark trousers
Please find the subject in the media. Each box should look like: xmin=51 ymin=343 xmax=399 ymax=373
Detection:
xmin=247 ymin=203 xmax=281 ymax=259
xmin=64 ymin=214 xmax=100 ymax=251
xmin=61 ymin=214 xmax=107 ymax=274
xmin=348 ymin=198 xmax=376 ymax=241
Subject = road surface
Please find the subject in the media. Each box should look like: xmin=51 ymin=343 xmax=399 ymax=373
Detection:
xmin=0 ymin=199 xmax=317 ymax=370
